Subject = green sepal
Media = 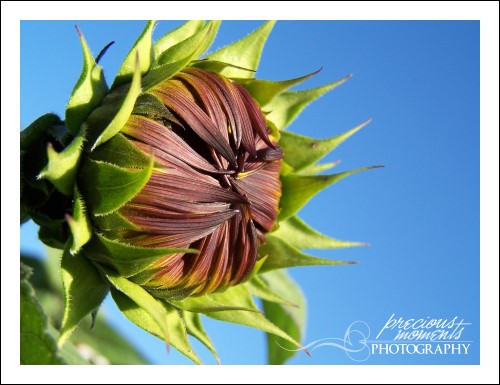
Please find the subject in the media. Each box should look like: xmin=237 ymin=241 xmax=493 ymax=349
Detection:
xmin=236 ymin=68 xmax=321 ymax=107
xmin=154 ymin=21 xmax=220 ymax=67
xmin=92 ymin=211 xmax=140 ymax=232
xmin=66 ymin=185 xmax=92 ymax=255
xmin=111 ymin=289 xmax=201 ymax=364
xmin=272 ymin=215 xmax=366 ymax=250
xmin=297 ymin=161 xmax=340 ymax=176
xmin=266 ymin=74 xmax=351 ymax=131
xmin=20 ymin=263 xmax=65 ymax=364
xmin=84 ymin=232 xmax=197 ymax=278
xmin=102 ymin=267 xmax=170 ymax=348
xmin=78 ymin=156 xmax=153 ymax=216
xmin=245 ymin=276 xmax=298 ymax=308
xmin=66 ymin=27 xmax=108 ymax=136
xmin=261 ymin=270 xmax=306 ymax=365
xmin=202 ymin=286 xmax=304 ymax=353
xmin=168 ymin=284 xmax=260 ymax=314
xmin=132 ymin=93 xmax=180 ymax=122
xmin=279 ymin=119 xmax=371 ymax=172
xmin=89 ymin=132 xmax=151 ymax=168
xmin=259 ymin=235 xmax=355 ymax=273
xmin=20 ymin=113 xmax=62 ymax=151
xmin=153 ymin=20 xmax=205 ymax=60
xmin=191 ymin=59 xmax=256 ymax=75
xmin=183 ymin=311 xmax=220 ymax=364
xmin=144 ymin=21 xmax=221 ymax=90
xmin=205 ymin=21 xmax=275 ymax=79
xmin=59 ymin=248 xmax=109 ymax=346
xmin=279 ymin=166 xmax=383 ymax=221
xmin=112 ymin=21 xmax=156 ymax=88
xmin=38 ymin=131 xmax=85 ymax=196
xmin=91 ymin=53 xmax=142 ymax=150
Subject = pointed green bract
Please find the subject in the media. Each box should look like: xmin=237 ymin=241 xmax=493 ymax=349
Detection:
xmin=154 ymin=21 xmax=220 ymax=67
xmin=144 ymin=21 xmax=221 ymax=90
xmin=90 ymin=133 xmax=151 ymax=168
xmin=111 ymin=290 xmax=201 ymax=364
xmin=92 ymin=54 xmax=142 ymax=150
xmin=272 ymin=215 xmax=366 ymax=250
xmin=237 ymin=69 xmax=321 ymax=107
xmin=279 ymin=119 xmax=371 ymax=172
xmin=92 ymin=211 xmax=139 ymax=232
xmin=297 ymin=161 xmax=340 ymax=176
xmin=103 ymin=268 xmax=170 ymax=347
xmin=204 ymin=288 xmax=304 ymax=353
xmin=112 ymin=21 xmax=156 ymax=88
xmin=205 ymin=21 xmax=275 ymax=79
xmin=169 ymin=285 xmax=260 ymax=314
xmin=183 ymin=311 xmax=220 ymax=364
xmin=84 ymin=232 xmax=196 ymax=278
xmin=59 ymin=249 xmax=109 ymax=346
xmin=38 ymin=132 xmax=85 ymax=195
xmin=153 ymin=20 xmax=205 ymax=59
xmin=67 ymin=185 xmax=92 ymax=255
xmin=266 ymin=74 xmax=351 ymax=131
xmin=279 ymin=166 xmax=382 ymax=221
xmin=245 ymin=276 xmax=297 ymax=307
xmin=66 ymin=28 xmax=108 ymax=136
xmin=261 ymin=270 xmax=306 ymax=365
xmin=259 ymin=235 xmax=354 ymax=273
xmin=78 ymin=157 xmax=153 ymax=216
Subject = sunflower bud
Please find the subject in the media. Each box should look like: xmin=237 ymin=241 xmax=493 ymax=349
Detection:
xmin=86 ymin=67 xmax=283 ymax=297
xmin=21 ymin=21 xmax=380 ymax=364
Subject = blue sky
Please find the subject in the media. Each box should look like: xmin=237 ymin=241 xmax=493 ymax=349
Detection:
xmin=20 ymin=20 xmax=480 ymax=365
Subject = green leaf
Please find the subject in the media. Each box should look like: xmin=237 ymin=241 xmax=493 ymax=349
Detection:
xmin=59 ymin=249 xmax=109 ymax=346
xmin=70 ymin=311 xmax=149 ymax=364
xmin=266 ymin=74 xmax=351 ymax=131
xmin=46 ymin=325 xmax=90 ymax=365
xmin=259 ymin=235 xmax=355 ymax=273
xmin=261 ymin=270 xmax=306 ymax=365
xmin=279 ymin=166 xmax=382 ymax=221
xmin=183 ymin=311 xmax=220 ymax=364
xmin=78 ymin=156 xmax=153 ymax=216
xmin=67 ymin=185 xmax=92 ymax=255
xmin=236 ymin=68 xmax=321 ymax=107
xmin=296 ymin=161 xmax=340 ymax=176
xmin=202 ymin=286 xmax=304 ymax=353
xmin=272 ymin=215 xmax=366 ymax=250
xmin=92 ymin=54 xmax=142 ymax=150
xmin=20 ymin=263 xmax=64 ymax=364
xmin=112 ymin=21 xmax=156 ymax=88
xmin=169 ymin=285 xmax=260 ymax=314
xmin=245 ymin=276 xmax=298 ymax=307
xmin=103 ymin=268 xmax=170 ymax=348
xmin=111 ymin=289 xmax=201 ymax=364
xmin=205 ymin=21 xmax=275 ymax=79
xmin=279 ymin=119 xmax=371 ymax=172
xmin=38 ymin=132 xmax=85 ymax=195
xmin=84 ymin=232 xmax=196 ymax=278
xmin=144 ymin=21 xmax=221 ymax=90
xmin=20 ymin=113 xmax=62 ymax=151
xmin=153 ymin=20 xmax=205 ymax=59
xmin=65 ymin=27 xmax=108 ymax=136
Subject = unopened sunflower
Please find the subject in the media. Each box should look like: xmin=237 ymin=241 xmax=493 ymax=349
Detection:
xmin=21 ymin=21 xmax=380 ymax=364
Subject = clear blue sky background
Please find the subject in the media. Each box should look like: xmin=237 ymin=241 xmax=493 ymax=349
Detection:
xmin=21 ymin=20 xmax=479 ymax=365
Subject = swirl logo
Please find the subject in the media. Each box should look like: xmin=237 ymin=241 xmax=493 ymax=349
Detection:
xmin=277 ymin=321 xmax=371 ymax=362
